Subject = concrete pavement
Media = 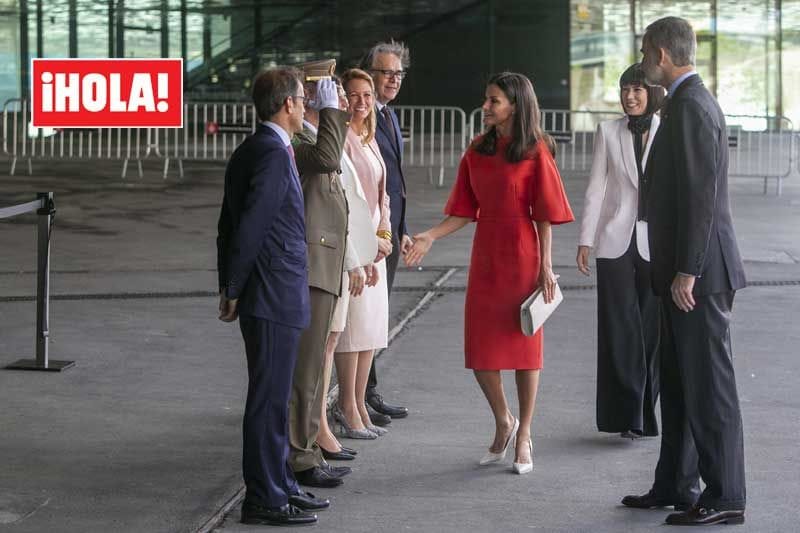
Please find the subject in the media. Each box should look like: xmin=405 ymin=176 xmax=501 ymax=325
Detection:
xmin=0 ymin=156 xmax=798 ymax=532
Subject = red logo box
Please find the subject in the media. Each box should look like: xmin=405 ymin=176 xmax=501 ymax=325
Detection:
xmin=31 ymin=58 xmax=183 ymax=128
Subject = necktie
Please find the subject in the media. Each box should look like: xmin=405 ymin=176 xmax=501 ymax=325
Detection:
xmin=287 ymin=143 xmax=299 ymax=177
xmin=382 ymin=106 xmax=398 ymax=147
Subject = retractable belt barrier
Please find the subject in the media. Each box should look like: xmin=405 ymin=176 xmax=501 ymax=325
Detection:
xmin=1 ymin=192 xmax=74 ymax=372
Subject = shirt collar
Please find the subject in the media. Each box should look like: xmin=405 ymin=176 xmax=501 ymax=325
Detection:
xmin=376 ymin=101 xmax=386 ymax=112
xmin=262 ymin=121 xmax=291 ymax=146
xmin=667 ymin=70 xmax=698 ymax=97
xmin=302 ymin=119 xmax=318 ymax=135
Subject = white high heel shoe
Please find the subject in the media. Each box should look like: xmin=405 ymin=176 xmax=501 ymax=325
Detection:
xmin=479 ymin=417 xmax=519 ymax=465
xmin=512 ymin=438 xmax=533 ymax=474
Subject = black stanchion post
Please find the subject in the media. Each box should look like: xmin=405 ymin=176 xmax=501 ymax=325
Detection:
xmin=6 ymin=192 xmax=74 ymax=371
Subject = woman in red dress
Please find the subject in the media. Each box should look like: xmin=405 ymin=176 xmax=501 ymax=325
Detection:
xmin=405 ymin=72 xmax=573 ymax=474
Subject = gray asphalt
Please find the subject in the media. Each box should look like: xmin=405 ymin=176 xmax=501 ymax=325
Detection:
xmin=0 ymin=156 xmax=798 ymax=532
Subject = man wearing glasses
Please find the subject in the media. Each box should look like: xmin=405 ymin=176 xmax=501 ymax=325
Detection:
xmin=217 ymin=67 xmax=321 ymax=527
xmin=360 ymin=40 xmax=412 ymax=424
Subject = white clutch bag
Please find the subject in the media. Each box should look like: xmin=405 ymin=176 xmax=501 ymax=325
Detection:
xmin=520 ymin=277 xmax=563 ymax=336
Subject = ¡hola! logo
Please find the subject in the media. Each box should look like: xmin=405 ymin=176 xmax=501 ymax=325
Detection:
xmin=31 ymin=58 xmax=183 ymax=128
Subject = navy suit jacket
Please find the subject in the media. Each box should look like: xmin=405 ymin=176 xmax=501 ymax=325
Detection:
xmin=645 ymin=75 xmax=746 ymax=297
xmin=217 ymin=124 xmax=311 ymax=328
xmin=375 ymin=105 xmax=408 ymax=237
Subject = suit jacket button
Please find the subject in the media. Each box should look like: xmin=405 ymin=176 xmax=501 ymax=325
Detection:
xmin=320 ymin=237 xmax=326 ymax=244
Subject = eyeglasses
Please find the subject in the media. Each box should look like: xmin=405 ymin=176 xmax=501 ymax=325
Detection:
xmin=370 ymin=69 xmax=407 ymax=80
xmin=291 ymin=95 xmax=308 ymax=104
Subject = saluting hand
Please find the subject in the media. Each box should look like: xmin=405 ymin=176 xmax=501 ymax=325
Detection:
xmin=404 ymin=232 xmax=433 ymax=267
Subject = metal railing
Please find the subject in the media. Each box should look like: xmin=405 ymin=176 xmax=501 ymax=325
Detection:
xmin=3 ymin=97 xmax=797 ymax=195
xmin=1 ymin=192 xmax=74 ymax=372
xmin=393 ymin=106 xmax=468 ymax=186
xmin=469 ymin=107 xmax=796 ymax=195
xmin=2 ymin=99 xmax=166 ymax=179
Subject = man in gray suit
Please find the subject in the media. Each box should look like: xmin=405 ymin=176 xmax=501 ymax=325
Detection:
xmin=288 ymin=61 xmax=364 ymax=490
xmin=621 ymin=17 xmax=747 ymax=527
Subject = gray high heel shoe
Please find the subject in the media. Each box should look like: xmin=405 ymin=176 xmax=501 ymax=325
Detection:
xmin=333 ymin=406 xmax=377 ymax=440
xmin=366 ymin=423 xmax=388 ymax=437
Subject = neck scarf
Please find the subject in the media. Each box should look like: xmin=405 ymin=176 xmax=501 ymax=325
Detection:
xmin=627 ymin=114 xmax=652 ymax=221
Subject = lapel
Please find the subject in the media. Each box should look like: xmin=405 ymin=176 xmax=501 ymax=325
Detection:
xmin=259 ymin=124 xmax=301 ymax=189
xmin=641 ymin=114 xmax=659 ymax=173
xmin=618 ymin=118 xmax=640 ymax=188
xmin=376 ymin=105 xmax=401 ymax=159
xmin=341 ymin=151 xmax=368 ymax=202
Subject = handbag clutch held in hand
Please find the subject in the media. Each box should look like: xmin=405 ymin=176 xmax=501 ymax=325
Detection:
xmin=520 ymin=276 xmax=563 ymax=336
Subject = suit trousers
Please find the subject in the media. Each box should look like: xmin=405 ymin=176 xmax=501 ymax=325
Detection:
xmin=239 ymin=316 xmax=301 ymax=508
xmin=289 ymin=287 xmax=336 ymax=472
xmin=652 ymin=291 xmax=746 ymax=510
xmin=595 ymin=235 xmax=660 ymax=436
xmin=367 ymin=231 xmax=401 ymax=392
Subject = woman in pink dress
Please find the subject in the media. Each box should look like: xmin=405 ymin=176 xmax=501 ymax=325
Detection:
xmin=333 ymin=68 xmax=393 ymax=439
xmin=406 ymin=72 xmax=574 ymax=474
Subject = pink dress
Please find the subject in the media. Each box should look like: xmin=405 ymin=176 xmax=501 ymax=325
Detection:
xmin=335 ymin=129 xmax=391 ymax=352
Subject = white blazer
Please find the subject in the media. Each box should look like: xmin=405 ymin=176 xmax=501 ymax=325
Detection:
xmin=339 ymin=151 xmax=379 ymax=271
xmin=578 ymin=114 xmax=660 ymax=260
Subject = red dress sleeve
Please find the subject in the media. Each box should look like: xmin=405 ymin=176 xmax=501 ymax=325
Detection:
xmin=530 ymin=144 xmax=575 ymax=224
xmin=444 ymin=154 xmax=479 ymax=220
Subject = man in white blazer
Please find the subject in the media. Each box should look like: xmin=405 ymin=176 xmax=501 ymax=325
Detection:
xmin=577 ymin=64 xmax=666 ymax=441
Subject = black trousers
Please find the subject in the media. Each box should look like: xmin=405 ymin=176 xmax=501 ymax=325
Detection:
xmin=239 ymin=316 xmax=301 ymax=508
xmin=595 ymin=236 xmax=660 ymax=436
xmin=652 ymin=291 xmax=746 ymax=510
xmin=367 ymin=231 xmax=401 ymax=393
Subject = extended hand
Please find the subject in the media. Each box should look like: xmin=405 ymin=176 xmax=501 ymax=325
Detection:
xmin=404 ymin=232 xmax=433 ymax=266
xmin=349 ymin=267 xmax=366 ymax=297
xmin=671 ymin=273 xmax=696 ymax=312
xmin=310 ymin=78 xmax=339 ymax=111
xmin=576 ymin=245 xmax=591 ymax=276
xmin=538 ymin=266 xmax=557 ymax=304
xmin=218 ymin=292 xmax=239 ymax=322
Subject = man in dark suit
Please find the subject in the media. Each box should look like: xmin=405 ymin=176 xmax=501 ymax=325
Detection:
xmin=360 ymin=40 xmax=413 ymax=423
xmin=217 ymin=67 xmax=326 ymax=527
xmin=621 ymin=17 xmax=747 ymax=526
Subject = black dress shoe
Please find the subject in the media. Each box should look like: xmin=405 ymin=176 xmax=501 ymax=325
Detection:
xmin=288 ymin=490 xmax=330 ymax=511
xmin=240 ymin=501 xmax=317 ymax=526
xmin=294 ymin=466 xmax=343 ymax=488
xmin=340 ymin=446 xmax=357 ymax=455
xmin=665 ymin=506 xmax=745 ymax=525
xmin=366 ymin=392 xmax=408 ymax=418
xmin=321 ymin=461 xmax=352 ymax=478
xmin=367 ymin=404 xmax=392 ymax=427
xmin=622 ymin=491 xmax=693 ymax=511
xmin=320 ymin=446 xmax=356 ymax=461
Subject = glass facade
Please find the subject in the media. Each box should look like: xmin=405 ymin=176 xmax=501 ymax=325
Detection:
xmin=570 ymin=0 xmax=799 ymax=128
xmin=0 ymin=0 xmax=796 ymax=128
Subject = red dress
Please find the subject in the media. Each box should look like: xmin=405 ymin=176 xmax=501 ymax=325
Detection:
xmin=445 ymin=137 xmax=574 ymax=370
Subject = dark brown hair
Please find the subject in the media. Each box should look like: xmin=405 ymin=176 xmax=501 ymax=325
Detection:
xmin=471 ymin=72 xmax=555 ymax=161
xmin=251 ymin=67 xmax=302 ymax=121
xmin=618 ymin=63 xmax=665 ymax=116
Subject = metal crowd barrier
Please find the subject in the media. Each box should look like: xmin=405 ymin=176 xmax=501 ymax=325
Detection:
xmin=3 ymin=97 xmax=797 ymax=195
xmin=2 ymin=99 xmax=165 ymax=179
xmin=393 ymin=106 xmax=468 ymax=186
xmin=469 ymin=107 xmax=796 ymax=195
xmin=1 ymin=192 xmax=74 ymax=372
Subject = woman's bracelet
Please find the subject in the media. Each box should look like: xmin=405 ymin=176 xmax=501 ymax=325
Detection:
xmin=376 ymin=229 xmax=392 ymax=240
